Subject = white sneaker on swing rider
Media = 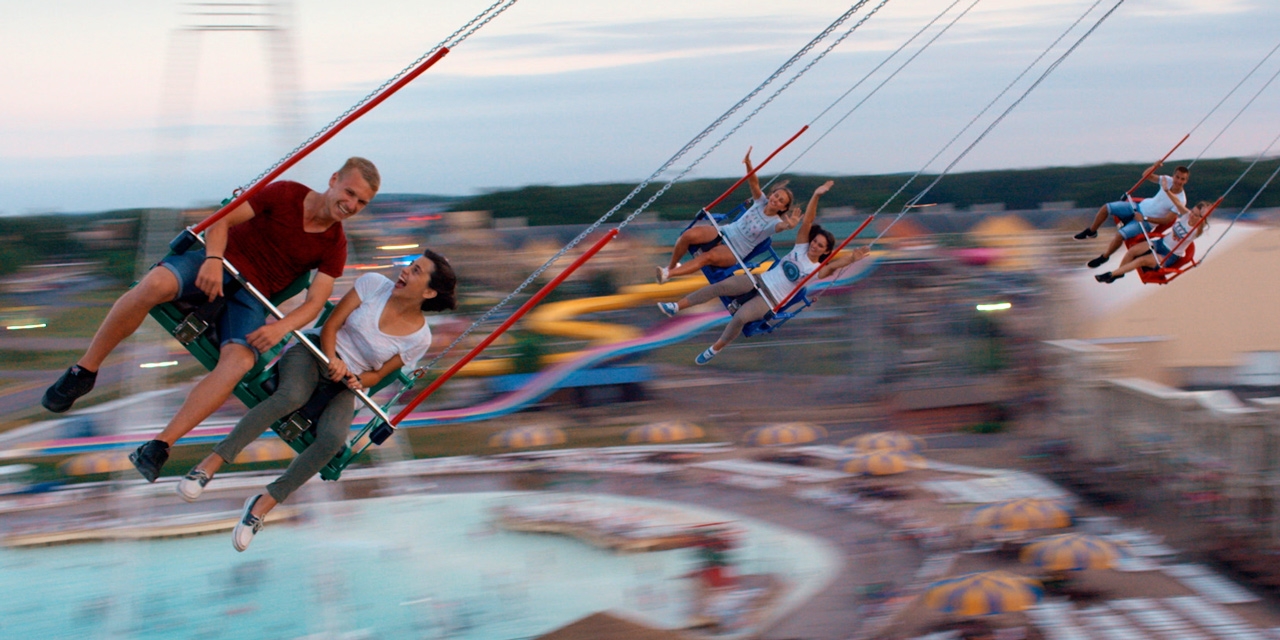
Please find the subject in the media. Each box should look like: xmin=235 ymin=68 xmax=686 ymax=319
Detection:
xmin=695 ymin=346 xmax=719 ymax=365
xmin=233 ymin=494 xmax=266 ymax=552
xmin=656 ymin=266 xmax=670 ymax=285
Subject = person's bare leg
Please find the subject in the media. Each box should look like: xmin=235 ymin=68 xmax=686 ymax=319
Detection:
xmin=155 ymin=344 xmax=256 ymax=445
xmin=249 ymin=492 xmax=277 ymax=518
xmin=1111 ymin=253 xmax=1156 ymax=277
xmin=78 ymin=269 xmax=180 ymax=372
xmin=668 ymin=226 xmax=718 ymax=270
xmin=668 ymin=247 xmax=738 ymax=278
xmin=1102 ymin=233 xmax=1125 ymax=258
xmin=194 ymin=452 xmax=226 ymax=478
xmin=1088 ymin=205 xmax=1110 ymax=233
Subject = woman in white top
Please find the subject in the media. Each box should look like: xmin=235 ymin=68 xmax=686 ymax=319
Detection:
xmin=1095 ymin=193 xmax=1210 ymax=283
xmin=657 ymin=181 xmax=869 ymax=364
xmin=178 ymin=249 xmax=457 ymax=551
xmin=657 ymin=148 xmax=800 ymax=284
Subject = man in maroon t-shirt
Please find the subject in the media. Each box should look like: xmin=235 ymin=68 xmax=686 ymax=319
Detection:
xmin=42 ymin=157 xmax=379 ymax=482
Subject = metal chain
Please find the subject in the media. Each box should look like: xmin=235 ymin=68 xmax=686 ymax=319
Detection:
xmin=869 ymin=0 xmax=1125 ymax=248
xmin=613 ymin=0 xmax=889 ymax=237
xmin=235 ymin=0 xmax=519 ymax=194
xmin=412 ymin=2 xmax=875 ymax=377
xmin=1186 ymin=38 xmax=1280 ymax=167
xmin=768 ymin=0 xmax=985 ymax=186
xmin=1190 ymin=61 xmax=1280 ymax=167
xmin=1198 ymin=129 xmax=1280 ymax=262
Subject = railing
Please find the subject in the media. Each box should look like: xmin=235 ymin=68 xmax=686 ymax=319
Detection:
xmin=1043 ymin=340 xmax=1280 ymax=538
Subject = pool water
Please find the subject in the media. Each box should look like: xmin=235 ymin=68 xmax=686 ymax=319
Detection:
xmin=0 ymin=492 xmax=841 ymax=639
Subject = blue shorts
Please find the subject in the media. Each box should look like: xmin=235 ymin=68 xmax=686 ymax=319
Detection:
xmin=158 ymin=249 xmax=267 ymax=357
xmin=1105 ymin=201 xmax=1154 ymax=240
xmin=1148 ymin=239 xmax=1181 ymax=268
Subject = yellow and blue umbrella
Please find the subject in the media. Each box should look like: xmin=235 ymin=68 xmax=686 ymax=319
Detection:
xmin=233 ymin=438 xmax=296 ymax=464
xmin=922 ymin=571 xmax=1043 ymax=616
xmin=59 ymin=450 xmax=135 ymax=476
xmin=488 ymin=425 xmax=567 ymax=448
xmin=967 ymin=498 xmax=1071 ymax=532
xmin=839 ymin=451 xmax=925 ymax=475
xmin=843 ymin=431 xmax=925 ymax=453
xmin=1021 ymin=533 xmax=1123 ymax=572
xmin=743 ymin=422 xmax=827 ymax=446
xmin=624 ymin=421 xmax=704 ymax=444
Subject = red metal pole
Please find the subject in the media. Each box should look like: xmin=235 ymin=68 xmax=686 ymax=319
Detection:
xmin=771 ymin=213 xmax=876 ymax=313
xmin=1125 ymin=133 xmax=1190 ymax=197
xmin=389 ymin=229 xmax=620 ymax=424
xmin=703 ymin=126 xmax=808 ymax=212
xmin=191 ymin=47 xmax=452 ymax=235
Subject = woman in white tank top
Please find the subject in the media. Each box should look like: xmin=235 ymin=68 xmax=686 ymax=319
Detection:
xmin=177 ymin=249 xmax=458 ymax=551
xmin=657 ymin=147 xmax=800 ymax=284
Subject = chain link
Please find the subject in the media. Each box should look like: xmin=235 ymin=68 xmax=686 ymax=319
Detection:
xmin=412 ymin=2 xmax=874 ymax=377
xmin=865 ymin=0 xmax=1124 ymax=251
xmin=236 ymin=0 xmax=518 ymax=195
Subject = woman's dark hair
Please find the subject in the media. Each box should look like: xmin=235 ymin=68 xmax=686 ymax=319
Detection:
xmin=807 ymin=224 xmax=837 ymax=262
xmin=420 ymin=249 xmax=458 ymax=312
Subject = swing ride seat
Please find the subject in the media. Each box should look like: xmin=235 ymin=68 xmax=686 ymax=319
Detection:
xmin=682 ymin=203 xmax=782 ymax=292
xmin=262 ymin=301 xmax=414 ymax=481
xmin=742 ymin=287 xmax=812 ymax=337
xmin=1138 ymin=242 xmax=1196 ymax=285
xmin=147 ymin=269 xmax=312 ymax=407
xmin=1111 ymin=207 xmax=1192 ymax=286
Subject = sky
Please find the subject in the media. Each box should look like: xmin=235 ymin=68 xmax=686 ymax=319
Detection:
xmin=3 ymin=0 xmax=1279 ymax=215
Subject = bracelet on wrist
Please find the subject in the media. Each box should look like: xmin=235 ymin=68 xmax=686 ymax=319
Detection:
xmin=204 ymin=256 xmax=224 ymax=262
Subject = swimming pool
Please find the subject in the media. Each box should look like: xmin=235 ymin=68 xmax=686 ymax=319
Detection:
xmin=0 ymin=492 xmax=841 ymax=639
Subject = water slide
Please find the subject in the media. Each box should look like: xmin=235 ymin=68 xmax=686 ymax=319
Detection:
xmin=15 ymin=258 xmax=877 ymax=455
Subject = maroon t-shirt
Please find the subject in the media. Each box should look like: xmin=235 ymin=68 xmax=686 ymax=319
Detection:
xmin=226 ymin=181 xmax=347 ymax=298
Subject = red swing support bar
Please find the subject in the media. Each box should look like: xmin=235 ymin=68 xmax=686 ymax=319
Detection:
xmin=385 ymin=229 xmax=619 ymax=428
xmin=1124 ymin=134 xmax=1189 ymax=198
xmin=189 ymin=47 xmax=452 ymax=235
xmin=1146 ymin=196 xmax=1222 ymax=285
xmin=770 ymin=212 xmax=876 ymax=314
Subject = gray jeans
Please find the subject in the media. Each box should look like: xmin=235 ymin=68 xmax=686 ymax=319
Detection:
xmin=684 ymin=274 xmax=772 ymax=347
xmin=212 ymin=345 xmax=354 ymax=503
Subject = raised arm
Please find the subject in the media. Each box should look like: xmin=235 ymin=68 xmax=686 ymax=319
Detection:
xmin=793 ymin=180 xmax=832 ymax=240
xmin=744 ymin=147 xmax=763 ymax=201
xmin=1163 ymin=187 xmax=1191 ymax=216
xmin=817 ymin=246 xmax=871 ymax=280
xmin=1144 ymin=161 xmax=1166 ymax=185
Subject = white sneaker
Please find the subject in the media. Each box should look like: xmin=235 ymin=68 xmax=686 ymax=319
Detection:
xmin=657 ymin=302 xmax=679 ymax=317
xmin=695 ymin=347 xmax=719 ymax=365
xmin=177 ymin=467 xmax=211 ymax=502
xmin=656 ymin=266 xmax=670 ymax=284
xmin=232 ymin=495 xmax=266 ymax=552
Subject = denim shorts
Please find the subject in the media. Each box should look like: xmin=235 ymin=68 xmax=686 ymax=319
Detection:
xmin=1149 ymin=239 xmax=1181 ymax=268
xmin=1106 ymin=201 xmax=1154 ymax=240
xmin=158 ymin=249 xmax=267 ymax=357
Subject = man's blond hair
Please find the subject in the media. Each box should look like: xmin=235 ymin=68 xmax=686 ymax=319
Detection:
xmin=339 ymin=157 xmax=380 ymax=193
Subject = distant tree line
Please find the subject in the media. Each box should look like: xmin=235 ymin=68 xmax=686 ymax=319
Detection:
xmin=449 ymin=158 xmax=1280 ymax=226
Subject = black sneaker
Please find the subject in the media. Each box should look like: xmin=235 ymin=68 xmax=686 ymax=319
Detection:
xmin=1094 ymin=272 xmax=1114 ymax=284
xmin=129 ymin=440 xmax=170 ymax=483
xmin=1086 ymin=255 xmax=1109 ymax=269
xmin=42 ymin=365 xmax=97 ymax=413
xmin=1073 ymin=228 xmax=1098 ymax=240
